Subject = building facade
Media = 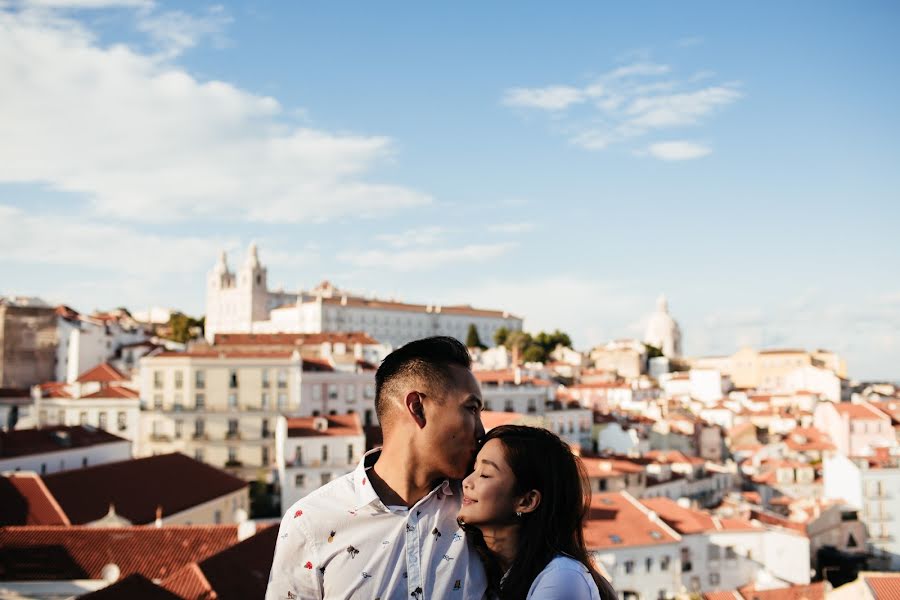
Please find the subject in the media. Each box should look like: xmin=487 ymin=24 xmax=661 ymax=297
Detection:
xmin=204 ymin=244 xmax=523 ymax=347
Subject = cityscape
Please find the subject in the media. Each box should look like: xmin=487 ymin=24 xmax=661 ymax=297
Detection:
xmin=2 ymin=2 xmax=899 ymax=599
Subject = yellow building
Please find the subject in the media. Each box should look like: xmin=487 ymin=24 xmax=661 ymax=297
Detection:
xmin=695 ymin=348 xmax=846 ymax=390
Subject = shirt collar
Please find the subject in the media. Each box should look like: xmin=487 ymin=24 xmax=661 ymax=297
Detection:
xmin=351 ymin=447 xmax=456 ymax=511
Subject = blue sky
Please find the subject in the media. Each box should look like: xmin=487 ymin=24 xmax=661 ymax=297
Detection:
xmin=1 ymin=1 xmax=898 ymax=379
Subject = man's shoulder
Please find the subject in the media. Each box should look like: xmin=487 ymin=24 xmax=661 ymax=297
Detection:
xmin=282 ymin=472 xmax=358 ymax=525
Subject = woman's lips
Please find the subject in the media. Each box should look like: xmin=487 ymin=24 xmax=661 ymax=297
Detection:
xmin=462 ymin=496 xmax=477 ymax=506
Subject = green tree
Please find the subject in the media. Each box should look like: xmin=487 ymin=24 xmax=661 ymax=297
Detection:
xmin=493 ymin=326 xmax=510 ymax=347
xmin=645 ymin=344 xmax=664 ymax=359
xmin=521 ymin=344 xmax=547 ymax=363
xmin=465 ymin=324 xmax=486 ymax=349
xmin=166 ymin=312 xmax=204 ymax=343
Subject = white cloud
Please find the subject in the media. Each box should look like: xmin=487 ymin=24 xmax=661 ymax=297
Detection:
xmin=136 ymin=5 xmax=232 ymax=58
xmin=338 ymin=243 xmax=516 ymax=272
xmin=502 ymin=85 xmax=585 ymax=111
xmin=645 ymin=141 xmax=711 ymax=161
xmin=0 ymin=7 xmax=431 ymax=224
xmin=676 ymin=36 xmax=703 ymax=48
xmin=26 ymin=0 xmax=151 ymax=7
xmin=487 ymin=222 xmax=535 ymax=234
xmin=375 ymin=226 xmax=447 ymax=248
xmin=503 ymin=59 xmax=741 ymax=158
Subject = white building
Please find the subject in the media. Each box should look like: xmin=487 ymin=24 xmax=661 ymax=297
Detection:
xmin=33 ymin=363 xmax=141 ymax=442
xmin=783 ymin=365 xmax=843 ymax=402
xmin=55 ymin=306 xmax=149 ymax=383
xmin=823 ymin=453 xmax=900 ymax=569
xmin=204 ymin=244 xmax=523 ymax=347
xmin=643 ymin=295 xmax=682 ymax=359
xmin=0 ymin=425 xmax=131 ymax=475
xmin=275 ymin=413 xmax=365 ymax=510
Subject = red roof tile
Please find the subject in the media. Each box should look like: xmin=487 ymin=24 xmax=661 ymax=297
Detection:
xmin=152 ymin=350 xmax=295 ymax=359
xmin=584 ymin=492 xmax=679 ymax=549
xmin=213 ymin=332 xmax=380 ymax=346
xmin=0 ymin=525 xmax=239 ymax=581
xmin=80 ymin=573 xmax=185 ymax=599
xmin=830 ymin=402 xmax=889 ymax=420
xmin=81 ymin=386 xmax=140 ymax=399
xmin=481 ymin=411 xmax=531 ymax=431
xmin=42 ymin=453 xmax=247 ymax=525
xmin=0 ymin=425 xmax=126 ymax=458
xmin=641 ymin=497 xmax=759 ymax=534
xmin=37 ymin=381 xmax=73 ymax=398
xmin=865 ymin=574 xmax=900 ymax=600
xmin=76 ymin=363 xmax=128 ymax=383
xmin=0 ymin=473 xmax=70 ymax=526
xmin=286 ymin=414 xmax=363 ymax=438
xmin=160 ymin=562 xmax=214 ymax=599
xmin=739 ymin=581 xmax=825 ymax=600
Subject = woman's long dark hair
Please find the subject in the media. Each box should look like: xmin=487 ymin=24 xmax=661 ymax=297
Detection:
xmin=461 ymin=425 xmax=616 ymax=600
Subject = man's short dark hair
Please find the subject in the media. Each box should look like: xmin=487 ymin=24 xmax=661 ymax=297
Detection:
xmin=375 ymin=336 xmax=472 ymax=425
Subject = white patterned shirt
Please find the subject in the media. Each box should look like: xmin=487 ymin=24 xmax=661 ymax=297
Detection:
xmin=266 ymin=449 xmax=487 ymax=600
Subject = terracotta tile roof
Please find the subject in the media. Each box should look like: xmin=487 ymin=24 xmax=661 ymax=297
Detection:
xmin=703 ymin=592 xmax=742 ymax=600
xmin=641 ymin=497 xmax=759 ymax=534
xmin=76 ymin=363 xmax=128 ymax=383
xmin=580 ymin=456 xmax=645 ymax=477
xmin=783 ymin=427 xmax=835 ymax=452
xmin=80 ymin=573 xmax=185 ymax=599
xmin=81 ymin=386 xmax=140 ymax=399
xmin=748 ymin=509 xmax=807 ymax=533
xmin=864 ymin=574 xmax=900 ymax=600
xmin=0 ymin=425 xmax=126 ymax=458
xmin=644 ymin=450 xmax=705 ymax=465
xmin=42 ymin=453 xmax=247 ymax=525
xmin=474 ymin=369 xmax=550 ymax=386
xmin=37 ymin=381 xmax=73 ymax=398
xmin=738 ymin=581 xmax=825 ymax=599
xmin=301 ymin=357 xmax=334 ymax=372
xmin=160 ymin=562 xmax=214 ymax=599
xmin=830 ymin=402 xmax=889 ymax=420
xmin=583 ymin=492 xmax=679 ymax=549
xmin=318 ymin=296 xmax=520 ymax=319
xmin=153 ymin=350 xmax=296 ymax=359
xmin=759 ymin=349 xmax=807 ymax=355
xmin=480 ymin=411 xmax=531 ymax=431
xmin=212 ymin=332 xmax=380 ymax=346
xmin=0 ymin=525 xmax=239 ymax=581
xmin=0 ymin=473 xmax=70 ymax=526
xmin=182 ymin=524 xmax=277 ymax=600
xmin=286 ymin=414 xmax=363 ymax=438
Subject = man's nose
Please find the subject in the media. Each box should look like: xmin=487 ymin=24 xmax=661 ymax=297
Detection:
xmin=475 ymin=416 xmax=485 ymax=441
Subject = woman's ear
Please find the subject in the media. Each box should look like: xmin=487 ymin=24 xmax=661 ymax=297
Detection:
xmin=516 ymin=489 xmax=542 ymax=515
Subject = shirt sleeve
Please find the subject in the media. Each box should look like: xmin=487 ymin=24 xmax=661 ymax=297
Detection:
xmin=527 ymin=565 xmax=597 ymax=600
xmin=265 ymin=508 xmax=322 ymax=600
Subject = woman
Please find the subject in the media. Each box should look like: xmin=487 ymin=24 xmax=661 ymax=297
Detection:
xmin=457 ymin=425 xmax=616 ymax=600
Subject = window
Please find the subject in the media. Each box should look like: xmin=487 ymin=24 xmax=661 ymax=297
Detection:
xmin=295 ymin=473 xmax=306 ymax=487
xmin=261 ymin=392 xmax=269 ymax=410
xmin=708 ymin=544 xmax=721 ymax=560
xmin=527 ymin=398 xmax=537 ymax=413
xmin=262 ymin=419 xmax=270 ymax=438
xmin=364 ymin=384 xmax=375 ymax=399
xmin=39 ymin=410 xmax=47 ymax=424
xmin=321 ymin=472 xmax=332 ymax=486
xmin=709 ymin=573 xmax=720 ymax=586
xmin=261 ymin=446 xmax=269 ymax=465
xmin=173 ymin=394 xmax=183 ymax=411
xmin=624 ymin=560 xmax=634 ymax=574
xmin=82 ymin=457 xmax=88 ymax=468
xmin=195 ymin=393 xmax=205 ymax=410
xmin=174 ymin=370 xmax=183 ymax=389
xmin=322 ymin=444 xmax=329 ymax=462
xmin=293 ymin=446 xmax=302 ymax=466
xmin=504 ymin=399 xmax=514 ymax=412
xmin=98 ymin=412 xmax=107 ymax=430
xmin=681 ymin=547 xmax=692 ymax=572
xmin=725 ymin=546 xmax=737 ymax=561
xmin=227 ymin=419 xmax=239 ymax=437
xmin=277 ymin=369 xmax=287 ymax=389
xmin=262 ymin=369 xmax=270 ymax=388
xmin=228 ymin=447 xmax=238 ymax=463
xmin=195 ymin=448 xmax=204 ymax=462
xmin=79 ymin=411 xmax=88 ymax=425
xmin=346 ymin=384 xmax=356 ymax=402
xmin=229 ymin=369 xmax=238 ymax=389
xmin=195 ymin=370 xmax=205 ymax=389
xmin=153 ymin=394 xmax=163 ymax=410
xmin=328 ymin=384 xmax=338 ymax=400
xmin=117 ymin=412 xmax=127 ymax=431
xmin=645 ymin=557 xmax=653 ymax=572
xmin=214 ymin=510 xmax=222 ymax=524
xmin=228 ymin=393 xmax=238 ymax=409
xmin=277 ymin=392 xmax=287 ymax=409
xmin=364 ymin=409 xmax=373 ymax=426
xmin=348 ymin=443 xmax=355 ymax=463
xmin=194 ymin=418 xmax=205 ymax=438
xmin=660 ymin=555 xmax=670 ymax=571
xmin=153 ymin=370 xmax=163 ymax=389
xmin=175 ymin=419 xmax=183 ymax=439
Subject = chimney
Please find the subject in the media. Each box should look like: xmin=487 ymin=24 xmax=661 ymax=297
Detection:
xmin=514 ymin=367 xmax=522 ymax=385
xmin=155 ymin=505 xmax=163 ymax=528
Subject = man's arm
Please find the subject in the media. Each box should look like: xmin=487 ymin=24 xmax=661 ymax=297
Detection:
xmin=265 ymin=507 xmax=322 ymax=600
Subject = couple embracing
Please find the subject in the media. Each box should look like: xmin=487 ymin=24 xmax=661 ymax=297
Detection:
xmin=266 ymin=336 xmax=615 ymax=600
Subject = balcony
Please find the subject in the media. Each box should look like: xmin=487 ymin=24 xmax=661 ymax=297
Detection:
xmin=192 ymin=432 xmax=209 ymax=441
xmin=225 ymin=459 xmax=243 ymax=468
xmin=150 ymin=434 xmax=172 ymax=442
xmin=225 ymin=431 xmax=242 ymax=440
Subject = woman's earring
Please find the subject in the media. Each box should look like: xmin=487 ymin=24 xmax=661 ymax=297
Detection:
xmin=515 ymin=511 xmax=522 ymax=518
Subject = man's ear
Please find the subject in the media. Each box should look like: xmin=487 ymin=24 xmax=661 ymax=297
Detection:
xmin=515 ymin=489 xmax=542 ymax=515
xmin=405 ymin=391 xmax=426 ymax=429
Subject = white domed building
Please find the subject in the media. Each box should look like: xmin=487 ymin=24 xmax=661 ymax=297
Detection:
xmin=644 ymin=295 xmax=682 ymax=358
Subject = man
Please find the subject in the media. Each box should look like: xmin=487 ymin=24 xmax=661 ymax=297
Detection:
xmin=266 ymin=336 xmax=487 ymax=599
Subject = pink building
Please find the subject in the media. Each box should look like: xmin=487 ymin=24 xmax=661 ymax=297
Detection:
xmin=813 ymin=401 xmax=894 ymax=457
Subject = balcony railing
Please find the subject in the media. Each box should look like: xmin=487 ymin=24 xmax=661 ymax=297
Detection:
xmin=225 ymin=431 xmax=241 ymax=440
